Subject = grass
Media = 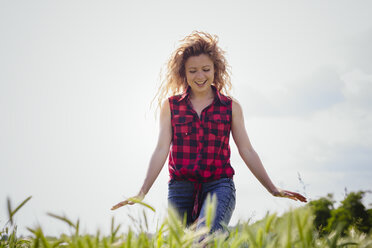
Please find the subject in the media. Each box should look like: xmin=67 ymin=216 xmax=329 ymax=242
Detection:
xmin=1 ymin=196 xmax=372 ymax=247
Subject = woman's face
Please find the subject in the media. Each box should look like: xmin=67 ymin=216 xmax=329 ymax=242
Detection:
xmin=184 ymin=54 xmax=215 ymax=94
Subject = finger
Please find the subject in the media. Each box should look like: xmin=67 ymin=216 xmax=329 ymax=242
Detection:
xmin=296 ymin=195 xmax=307 ymax=202
xmin=111 ymin=200 xmax=129 ymax=210
xmin=111 ymin=205 xmax=119 ymax=210
xmin=284 ymin=191 xmax=307 ymax=202
xmin=111 ymin=204 xmax=123 ymax=210
xmin=288 ymin=191 xmax=307 ymax=202
xmin=284 ymin=193 xmax=298 ymax=201
xmin=274 ymin=190 xmax=306 ymax=202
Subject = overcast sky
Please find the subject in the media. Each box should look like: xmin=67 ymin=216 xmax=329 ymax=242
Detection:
xmin=1 ymin=0 xmax=371 ymax=236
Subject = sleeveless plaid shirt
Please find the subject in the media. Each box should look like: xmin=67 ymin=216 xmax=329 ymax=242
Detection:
xmin=168 ymin=85 xmax=235 ymax=182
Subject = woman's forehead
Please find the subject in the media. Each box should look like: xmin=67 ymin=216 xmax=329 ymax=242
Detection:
xmin=185 ymin=54 xmax=213 ymax=68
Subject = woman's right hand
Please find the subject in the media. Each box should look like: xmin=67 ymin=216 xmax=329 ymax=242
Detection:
xmin=111 ymin=192 xmax=145 ymax=210
xmin=271 ymin=187 xmax=307 ymax=202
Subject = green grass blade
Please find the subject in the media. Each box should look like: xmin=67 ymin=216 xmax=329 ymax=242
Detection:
xmin=256 ymin=228 xmax=263 ymax=247
xmin=95 ymin=230 xmax=100 ymax=248
xmin=52 ymin=240 xmax=67 ymax=248
xmin=35 ymin=227 xmax=51 ymax=248
xmin=285 ymin=211 xmax=293 ymax=248
xmin=127 ymin=197 xmax=156 ymax=212
xmin=27 ymin=227 xmax=36 ymax=235
xmin=338 ymin=242 xmax=358 ymax=247
xmin=295 ymin=212 xmax=305 ymax=247
xmin=102 ymin=237 xmax=109 ymax=248
xmin=7 ymin=197 xmax=13 ymax=225
xmin=143 ymin=209 xmax=149 ymax=231
xmin=156 ymin=223 xmax=165 ymax=247
xmin=10 ymin=196 xmax=32 ymax=220
xmin=75 ymin=218 xmax=80 ymax=237
xmin=47 ymin=212 xmax=76 ymax=228
xmin=205 ymin=194 xmax=216 ymax=230
xmin=126 ymin=229 xmax=133 ymax=248
xmin=111 ymin=216 xmax=115 ymax=235
xmin=110 ymin=216 xmax=121 ymax=243
xmin=8 ymin=226 xmax=16 ymax=247
xmin=244 ymin=224 xmax=258 ymax=248
xmin=85 ymin=235 xmax=94 ymax=248
xmin=264 ymin=213 xmax=276 ymax=233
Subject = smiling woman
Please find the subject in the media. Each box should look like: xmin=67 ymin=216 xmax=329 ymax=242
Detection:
xmin=185 ymin=54 xmax=214 ymax=94
xmin=111 ymin=31 xmax=307 ymax=233
xmin=154 ymin=31 xmax=232 ymax=110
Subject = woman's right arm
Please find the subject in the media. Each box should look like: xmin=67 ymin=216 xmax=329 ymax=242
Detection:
xmin=138 ymin=100 xmax=172 ymax=196
xmin=111 ymin=100 xmax=172 ymax=210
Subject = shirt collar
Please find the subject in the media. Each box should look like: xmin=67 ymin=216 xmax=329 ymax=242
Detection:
xmin=178 ymin=85 xmax=228 ymax=106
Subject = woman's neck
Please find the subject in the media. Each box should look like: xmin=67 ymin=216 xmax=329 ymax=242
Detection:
xmin=189 ymin=86 xmax=214 ymax=101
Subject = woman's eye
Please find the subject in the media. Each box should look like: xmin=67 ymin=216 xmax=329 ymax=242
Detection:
xmin=188 ymin=69 xmax=209 ymax=73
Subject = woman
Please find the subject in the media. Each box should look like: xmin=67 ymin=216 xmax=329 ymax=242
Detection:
xmin=111 ymin=31 xmax=307 ymax=232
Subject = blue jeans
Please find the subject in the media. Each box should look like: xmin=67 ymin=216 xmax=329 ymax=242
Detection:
xmin=168 ymin=178 xmax=236 ymax=232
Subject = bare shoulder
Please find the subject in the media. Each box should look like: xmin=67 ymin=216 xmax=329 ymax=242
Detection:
xmin=156 ymin=99 xmax=172 ymax=148
xmin=159 ymin=99 xmax=171 ymax=123
xmin=160 ymin=99 xmax=170 ymax=111
xmin=231 ymin=98 xmax=243 ymax=117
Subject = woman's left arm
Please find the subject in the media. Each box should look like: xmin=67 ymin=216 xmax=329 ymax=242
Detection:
xmin=231 ymin=100 xmax=307 ymax=202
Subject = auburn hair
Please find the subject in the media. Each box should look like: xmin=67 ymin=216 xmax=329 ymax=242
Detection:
xmin=154 ymin=31 xmax=232 ymax=110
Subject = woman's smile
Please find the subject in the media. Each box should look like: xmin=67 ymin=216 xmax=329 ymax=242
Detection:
xmin=195 ymin=80 xmax=208 ymax=87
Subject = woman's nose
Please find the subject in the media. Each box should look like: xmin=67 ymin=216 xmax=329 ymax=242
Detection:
xmin=195 ymin=71 xmax=205 ymax=80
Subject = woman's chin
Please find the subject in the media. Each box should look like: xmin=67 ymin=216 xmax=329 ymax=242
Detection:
xmin=191 ymin=82 xmax=211 ymax=91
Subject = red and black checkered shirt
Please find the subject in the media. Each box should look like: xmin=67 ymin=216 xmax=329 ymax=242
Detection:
xmin=168 ymin=85 xmax=235 ymax=183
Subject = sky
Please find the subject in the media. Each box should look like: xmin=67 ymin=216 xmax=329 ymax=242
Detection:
xmin=1 ymin=0 xmax=371 ymax=236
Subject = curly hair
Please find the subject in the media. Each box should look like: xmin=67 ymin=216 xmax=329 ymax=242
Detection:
xmin=154 ymin=31 xmax=232 ymax=109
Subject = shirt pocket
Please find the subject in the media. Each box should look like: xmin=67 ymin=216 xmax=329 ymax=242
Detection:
xmin=173 ymin=115 xmax=195 ymax=138
xmin=206 ymin=114 xmax=230 ymax=137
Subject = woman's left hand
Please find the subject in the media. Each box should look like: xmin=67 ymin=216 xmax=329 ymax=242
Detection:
xmin=271 ymin=188 xmax=307 ymax=202
xmin=111 ymin=192 xmax=145 ymax=210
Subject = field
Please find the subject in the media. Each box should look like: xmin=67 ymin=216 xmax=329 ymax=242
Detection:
xmin=1 ymin=196 xmax=372 ymax=248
